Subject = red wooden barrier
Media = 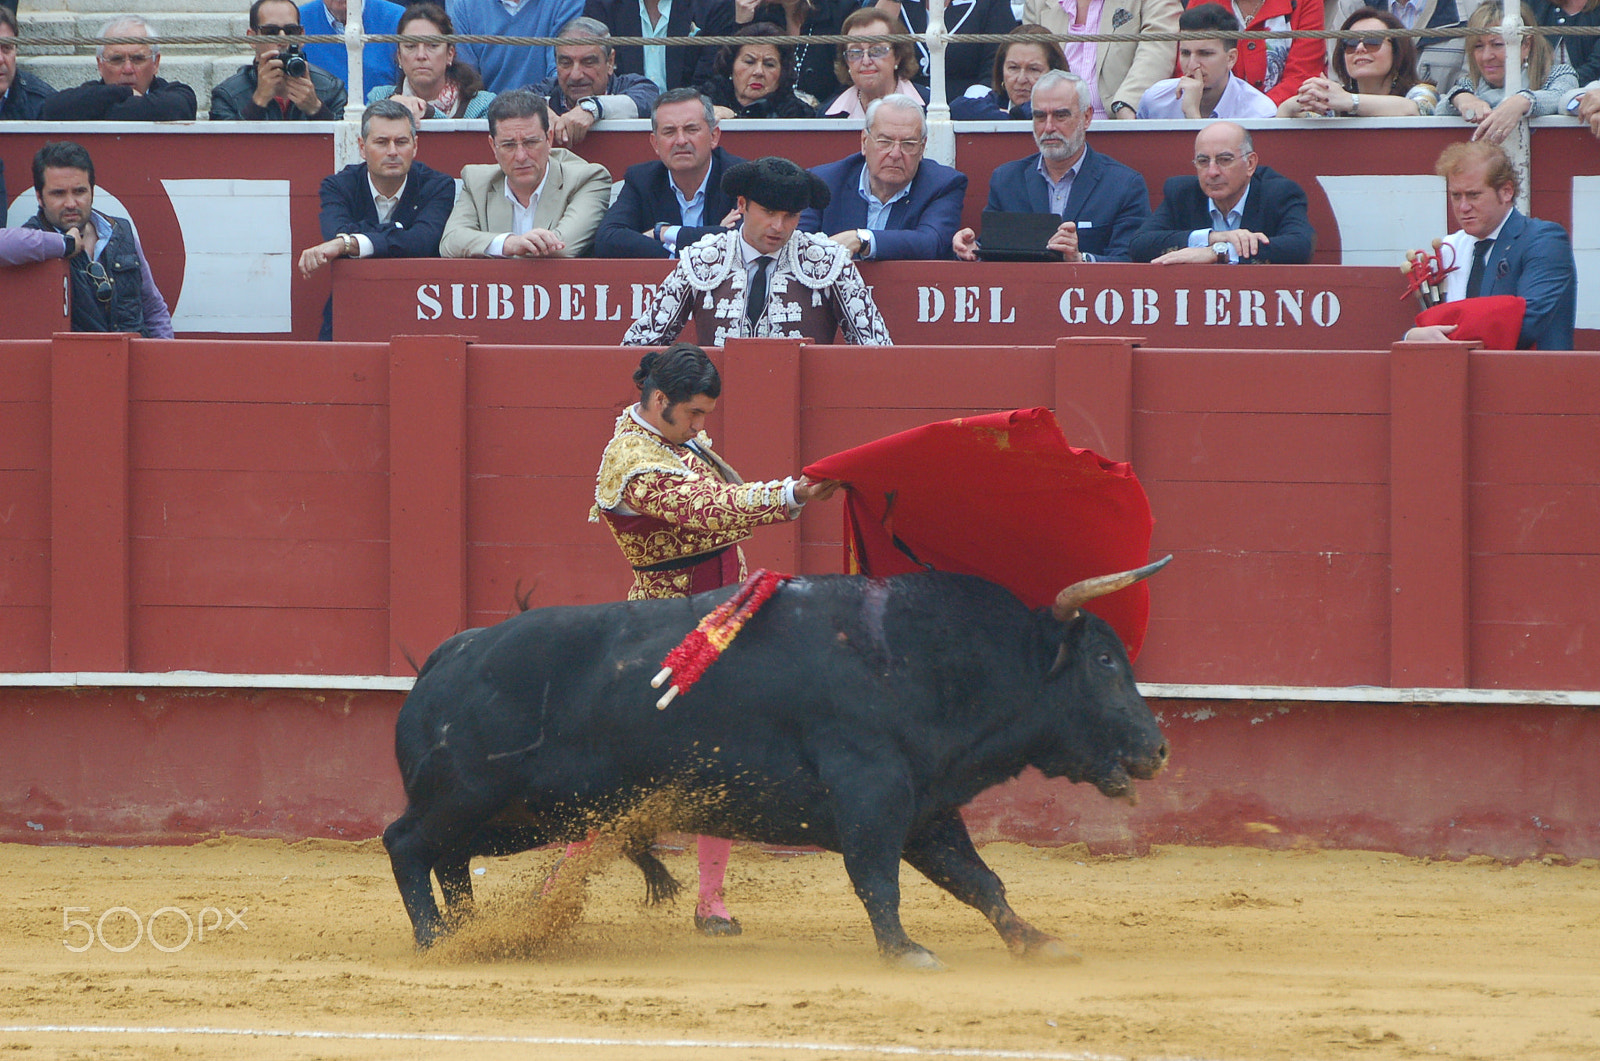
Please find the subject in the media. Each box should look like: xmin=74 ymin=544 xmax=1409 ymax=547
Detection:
xmin=0 ymin=260 xmax=70 ymax=336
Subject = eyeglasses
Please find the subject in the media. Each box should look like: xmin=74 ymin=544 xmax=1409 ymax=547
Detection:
xmin=1193 ymin=152 xmax=1246 ymax=168
xmin=256 ymin=23 xmax=304 ymax=35
xmin=869 ymin=135 xmax=924 ymax=154
xmin=101 ymin=52 xmax=153 ymax=66
xmin=1341 ymin=36 xmax=1386 ymax=52
xmin=85 ymin=260 xmax=114 ymax=303
xmin=844 ymin=44 xmax=892 ymax=64
xmin=495 ymin=136 xmax=547 ymax=153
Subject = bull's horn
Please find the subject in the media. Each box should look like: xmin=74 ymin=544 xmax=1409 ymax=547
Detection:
xmin=1051 ymin=555 xmax=1173 ymax=622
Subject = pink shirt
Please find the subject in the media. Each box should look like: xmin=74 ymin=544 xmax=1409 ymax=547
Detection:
xmin=1057 ymin=0 xmax=1106 ymax=116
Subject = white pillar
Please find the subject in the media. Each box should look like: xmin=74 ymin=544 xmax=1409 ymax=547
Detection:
xmin=1499 ymin=6 xmax=1532 ymax=215
xmin=925 ymin=0 xmax=954 ymax=166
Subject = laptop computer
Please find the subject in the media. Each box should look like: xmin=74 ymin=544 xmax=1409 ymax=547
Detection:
xmin=974 ymin=210 xmax=1065 ymax=263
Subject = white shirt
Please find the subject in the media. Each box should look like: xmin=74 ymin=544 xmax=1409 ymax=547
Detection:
xmin=351 ymin=174 xmax=409 ymax=258
xmin=487 ymin=167 xmax=550 ymax=257
xmin=1136 ymin=74 xmax=1278 ymax=120
xmin=1442 ymin=211 xmax=1512 ymax=302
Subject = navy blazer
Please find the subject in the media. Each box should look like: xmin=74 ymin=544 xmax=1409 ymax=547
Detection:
xmin=1482 ymin=208 xmax=1577 ymax=350
xmin=799 ymin=154 xmax=968 ymax=261
xmin=983 ymin=145 xmax=1151 ymax=263
xmin=595 ymin=147 xmax=747 ymax=259
xmin=1129 ymin=165 xmax=1315 ymax=264
xmin=316 ymin=159 xmax=455 ymax=339
xmin=585 ymin=0 xmax=711 ymax=90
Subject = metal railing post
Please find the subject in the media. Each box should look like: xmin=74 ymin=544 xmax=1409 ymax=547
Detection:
xmin=1499 ymin=6 xmax=1532 ymax=214
xmin=925 ymin=0 xmax=955 ymax=165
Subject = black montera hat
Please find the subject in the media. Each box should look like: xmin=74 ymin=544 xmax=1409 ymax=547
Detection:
xmin=720 ymin=156 xmax=831 ymax=213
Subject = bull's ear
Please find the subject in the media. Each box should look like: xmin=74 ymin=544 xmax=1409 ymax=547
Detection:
xmin=1046 ymin=642 xmax=1071 ymax=679
xmin=1045 ymin=611 xmax=1086 ymax=679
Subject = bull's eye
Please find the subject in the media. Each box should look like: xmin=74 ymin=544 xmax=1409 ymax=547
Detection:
xmin=1096 ymin=651 xmax=1116 ymax=668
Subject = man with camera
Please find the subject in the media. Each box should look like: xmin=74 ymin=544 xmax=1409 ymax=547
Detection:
xmin=211 ymin=0 xmax=347 ymax=120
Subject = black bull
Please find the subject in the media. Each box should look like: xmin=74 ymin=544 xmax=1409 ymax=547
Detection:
xmin=384 ymin=560 xmax=1171 ymax=968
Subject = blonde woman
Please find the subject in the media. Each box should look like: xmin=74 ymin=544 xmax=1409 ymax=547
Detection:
xmin=1440 ymin=1 xmax=1579 ymax=141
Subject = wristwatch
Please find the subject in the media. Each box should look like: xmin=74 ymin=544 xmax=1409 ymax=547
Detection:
xmin=61 ymin=231 xmax=79 ymax=258
xmin=856 ymin=228 xmax=872 ymax=258
xmin=1210 ymin=241 xmax=1231 ymax=263
xmin=1109 ymin=100 xmax=1133 ymax=116
xmin=1349 ymin=92 xmax=1361 ymax=115
xmin=578 ymin=97 xmax=602 ymax=120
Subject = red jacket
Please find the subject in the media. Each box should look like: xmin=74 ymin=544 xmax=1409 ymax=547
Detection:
xmin=1181 ymin=0 xmax=1327 ymax=104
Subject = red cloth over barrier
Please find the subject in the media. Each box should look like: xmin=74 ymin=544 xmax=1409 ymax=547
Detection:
xmin=804 ymin=408 xmax=1156 ymax=659
xmin=1415 ymin=296 xmax=1526 ymax=350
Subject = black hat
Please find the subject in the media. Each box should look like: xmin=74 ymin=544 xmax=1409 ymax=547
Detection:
xmin=720 ymin=156 xmax=830 ymax=213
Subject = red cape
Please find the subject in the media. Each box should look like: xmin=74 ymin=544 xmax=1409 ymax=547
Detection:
xmin=1415 ymin=295 xmax=1526 ymax=349
xmin=804 ymin=408 xmax=1156 ymax=659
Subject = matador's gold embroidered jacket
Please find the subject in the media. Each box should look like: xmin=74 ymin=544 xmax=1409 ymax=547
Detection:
xmin=590 ymin=408 xmax=797 ymax=599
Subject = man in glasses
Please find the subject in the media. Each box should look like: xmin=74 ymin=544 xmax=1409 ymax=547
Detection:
xmin=1128 ymin=119 xmax=1315 ymax=264
xmin=799 ymin=95 xmax=966 ymax=261
xmin=211 ymin=0 xmax=348 ymax=121
xmin=952 ymin=70 xmax=1150 ymax=263
xmin=39 ymin=15 xmax=197 ymax=121
xmin=440 ymin=89 xmax=612 ymax=258
xmin=1 ymin=7 xmax=57 ymax=120
xmin=13 ymin=141 xmax=173 ymax=338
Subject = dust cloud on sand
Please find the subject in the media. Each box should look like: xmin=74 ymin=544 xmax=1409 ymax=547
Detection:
xmin=2 ymin=838 xmax=1598 ymax=1060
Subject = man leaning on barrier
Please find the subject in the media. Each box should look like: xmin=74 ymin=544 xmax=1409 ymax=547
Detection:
xmin=211 ymin=0 xmax=348 ymax=121
xmin=953 ymin=70 xmax=1150 ymax=263
xmin=525 ymin=16 xmax=660 ymax=148
xmin=13 ymin=141 xmax=173 ymax=338
xmin=298 ymin=100 xmax=456 ymax=339
xmin=440 ymin=89 xmax=612 ymax=259
xmin=39 ymin=15 xmax=197 ymax=121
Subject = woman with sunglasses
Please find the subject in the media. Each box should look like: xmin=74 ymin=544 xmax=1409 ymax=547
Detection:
xmin=949 ymin=25 xmax=1068 ymax=119
xmin=822 ymin=6 xmax=929 ymax=118
xmin=1278 ymin=7 xmax=1429 ymax=116
xmin=1440 ymin=1 xmax=1579 ymax=143
xmin=700 ymin=23 xmax=816 ymax=118
xmin=367 ymin=2 xmax=494 ymax=120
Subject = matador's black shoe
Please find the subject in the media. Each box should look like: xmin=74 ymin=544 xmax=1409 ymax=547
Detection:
xmin=694 ymin=912 xmax=743 ymax=937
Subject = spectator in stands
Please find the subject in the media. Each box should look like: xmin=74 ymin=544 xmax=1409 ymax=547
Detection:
xmin=1328 ymin=0 xmax=1477 ymax=92
xmin=367 ymin=3 xmax=494 ymax=119
xmin=952 ymin=70 xmax=1151 ymax=262
xmin=800 ymin=95 xmax=965 ymax=260
xmin=1279 ymin=7 xmax=1431 ymax=114
xmin=440 ymin=90 xmax=612 ymax=258
xmin=298 ymin=100 xmax=456 ymax=338
xmin=702 ymin=0 xmax=855 ymax=107
xmin=1532 ymin=0 xmax=1600 ymax=87
xmin=451 ymin=0 xmax=584 ymax=93
xmin=585 ymin=0 xmax=713 ymax=91
xmin=1185 ymin=0 xmax=1325 ymax=106
xmin=596 ymin=89 xmax=747 ymax=258
xmin=700 ymin=23 xmax=817 ymax=118
xmin=1439 ymin=1 xmax=1579 ymax=142
xmin=1021 ymin=0 xmax=1181 ymax=119
xmin=1129 ymin=120 xmax=1316 ymax=263
xmin=211 ymin=0 xmax=348 ymax=121
xmin=873 ymin=0 xmax=1020 ymax=102
xmin=1566 ymin=77 xmax=1600 ymax=133
xmin=300 ymin=0 xmax=402 ymax=95
xmin=1 ymin=7 xmax=56 ymax=119
xmin=1136 ymin=4 xmax=1277 ymax=116
xmin=40 ymin=16 xmax=197 ymax=121
xmin=527 ymin=17 xmax=659 ymax=147
xmin=823 ymin=7 xmax=930 ymax=117
xmin=15 ymin=141 xmax=173 ymax=336
xmin=949 ymin=24 xmax=1069 ymax=120
xmin=1404 ymin=140 xmax=1575 ymax=349
xmin=622 ymin=156 xmax=892 ymax=346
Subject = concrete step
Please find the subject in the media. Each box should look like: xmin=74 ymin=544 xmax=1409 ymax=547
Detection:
xmin=25 ymin=0 xmax=251 ymax=14
xmin=19 ymin=11 xmax=252 ymax=54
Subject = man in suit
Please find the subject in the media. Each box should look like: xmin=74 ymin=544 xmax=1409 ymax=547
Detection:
xmin=440 ymin=89 xmax=612 ymax=259
xmin=584 ymin=0 xmax=710 ymax=90
xmin=297 ymin=100 xmax=456 ymax=339
xmin=40 ymin=16 xmax=197 ymax=121
xmin=800 ymin=94 xmax=966 ymax=261
xmin=1129 ymin=121 xmax=1316 ymax=265
xmin=596 ymin=89 xmax=745 ymax=259
xmin=1 ymin=8 xmax=57 ymax=120
xmin=1405 ymin=141 xmax=1576 ymax=350
xmin=952 ymin=70 xmax=1150 ymax=263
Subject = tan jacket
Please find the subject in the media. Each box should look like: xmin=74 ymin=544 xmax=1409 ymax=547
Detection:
xmin=1023 ymin=0 xmax=1182 ymax=114
xmin=439 ymin=151 xmax=612 ymax=259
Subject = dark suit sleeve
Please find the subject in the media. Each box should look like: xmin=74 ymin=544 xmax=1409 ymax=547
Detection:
xmin=870 ymin=168 xmax=969 ymax=261
xmin=1128 ymin=178 xmax=1200 ymax=263
xmin=596 ymin=176 xmax=672 ymax=258
xmin=1254 ymin=178 xmax=1315 ymax=264
xmin=109 ymin=80 xmax=198 ymax=121
xmin=318 ymin=168 xmax=454 ymax=258
xmin=39 ymin=81 xmax=126 ymax=120
xmin=1514 ymin=221 xmax=1578 ymax=349
xmin=1092 ymin=168 xmax=1152 ymax=263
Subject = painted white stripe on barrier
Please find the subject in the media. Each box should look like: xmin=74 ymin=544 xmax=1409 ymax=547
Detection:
xmin=0 ymin=1025 xmax=1226 ymax=1061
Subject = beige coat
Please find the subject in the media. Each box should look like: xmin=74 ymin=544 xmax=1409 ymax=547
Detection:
xmin=1023 ymin=0 xmax=1182 ymax=114
xmin=439 ymin=150 xmax=612 ymax=259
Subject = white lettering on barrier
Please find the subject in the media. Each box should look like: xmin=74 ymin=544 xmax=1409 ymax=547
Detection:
xmin=1060 ymin=287 xmax=1086 ymax=325
xmin=1311 ymin=291 xmax=1341 ymax=327
xmin=1094 ymin=288 xmax=1124 ymax=326
xmin=1175 ymin=287 xmax=1189 ymax=326
xmin=524 ymin=285 xmax=550 ymax=320
xmin=411 ymin=283 xmax=657 ymax=323
xmin=417 ymin=283 xmax=442 ymax=320
xmin=487 ymin=283 xmax=514 ymax=321
xmin=989 ymin=287 xmax=1015 ymax=323
xmin=954 ymin=286 xmax=981 ymax=323
xmin=1133 ymin=288 xmax=1159 ymax=325
xmin=1240 ymin=289 xmax=1266 ymax=327
xmin=1205 ymin=289 xmax=1231 ymax=326
xmin=919 ymin=287 xmax=946 ymax=322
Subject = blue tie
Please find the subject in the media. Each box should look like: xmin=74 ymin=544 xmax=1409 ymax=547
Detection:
xmin=1466 ymin=238 xmax=1494 ymax=299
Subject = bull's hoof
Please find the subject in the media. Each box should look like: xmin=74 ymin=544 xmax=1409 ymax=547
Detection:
xmin=694 ymin=913 xmax=743 ymax=937
xmin=884 ymin=946 xmax=946 ymax=972
xmin=1011 ymin=937 xmax=1083 ymax=964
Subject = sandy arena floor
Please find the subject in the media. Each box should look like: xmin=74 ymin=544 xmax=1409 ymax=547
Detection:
xmin=0 ymin=837 xmax=1597 ymax=1061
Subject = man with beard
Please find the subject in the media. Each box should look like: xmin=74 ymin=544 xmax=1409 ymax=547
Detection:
xmin=1129 ymin=120 xmax=1315 ymax=264
xmin=952 ymin=70 xmax=1149 ymax=263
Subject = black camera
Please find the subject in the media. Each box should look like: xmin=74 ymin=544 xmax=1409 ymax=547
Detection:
xmin=279 ymin=43 xmax=309 ymax=79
